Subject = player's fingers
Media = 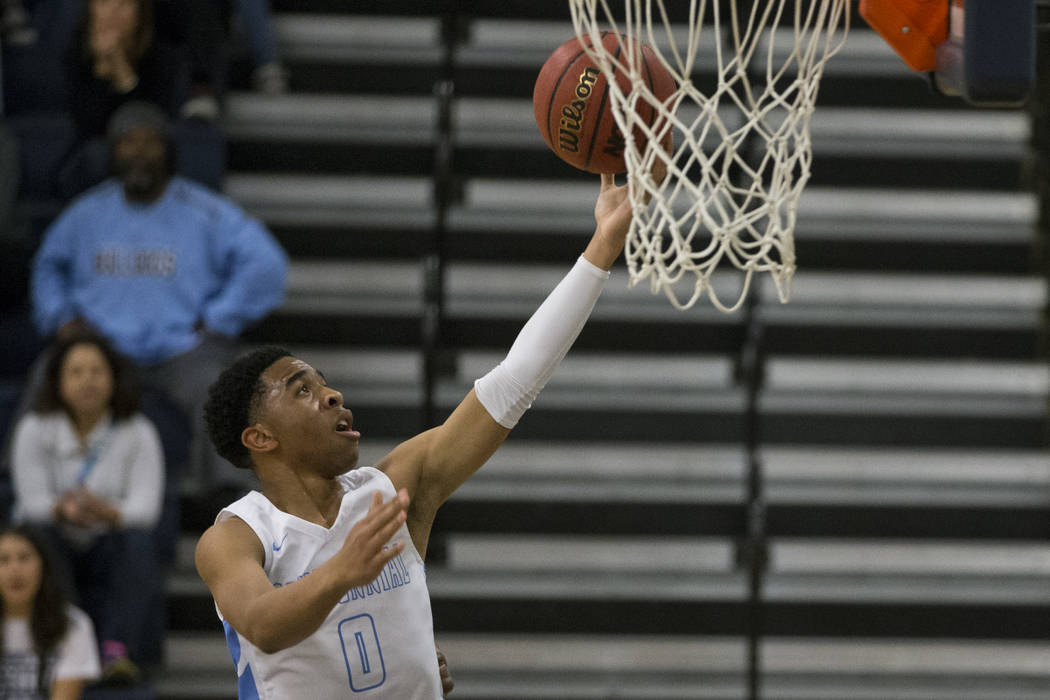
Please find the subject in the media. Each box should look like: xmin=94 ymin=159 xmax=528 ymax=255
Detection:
xmin=369 ymin=507 xmax=407 ymax=548
xmin=373 ymin=540 xmax=405 ymax=568
xmin=600 ymin=172 xmax=614 ymax=190
xmin=359 ymin=492 xmax=407 ymax=535
xmin=352 ymin=493 xmax=404 ymax=543
xmin=379 ymin=490 xmax=408 ymax=521
xmin=366 ymin=490 xmax=407 ymax=522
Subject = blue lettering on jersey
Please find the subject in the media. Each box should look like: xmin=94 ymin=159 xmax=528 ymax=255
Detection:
xmin=340 ymin=551 xmax=411 ymax=604
xmin=271 ymin=551 xmax=411 ymax=603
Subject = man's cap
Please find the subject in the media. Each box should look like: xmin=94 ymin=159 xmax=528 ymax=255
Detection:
xmin=107 ymin=100 xmax=171 ymax=143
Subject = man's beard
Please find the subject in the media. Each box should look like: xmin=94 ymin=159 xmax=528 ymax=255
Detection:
xmin=116 ymin=159 xmax=168 ymax=202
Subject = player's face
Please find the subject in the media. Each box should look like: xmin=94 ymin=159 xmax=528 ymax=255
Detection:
xmin=0 ymin=534 xmax=43 ymax=614
xmin=256 ymin=356 xmax=360 ymax=474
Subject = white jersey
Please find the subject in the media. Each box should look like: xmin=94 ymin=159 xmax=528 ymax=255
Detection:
xmin=216 ymin=467 xmax=442 ymax=699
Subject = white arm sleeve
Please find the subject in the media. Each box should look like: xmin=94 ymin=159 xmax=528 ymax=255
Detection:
xmin=474 ymin=255 xmax=610 ymax=428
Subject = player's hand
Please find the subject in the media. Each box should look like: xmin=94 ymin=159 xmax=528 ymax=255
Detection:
xmin=336 ymin=489 xmax=409 ymax=588
xmin=437 ymin=645 xmax=454 ymax=696
xmin=584 ymin=174 xmax=634 ymax=270
xmin=595 ymin=173 xmax=632 ymax=235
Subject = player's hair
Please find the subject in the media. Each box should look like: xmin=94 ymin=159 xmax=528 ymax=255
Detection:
xmin=204 ymin=346 xmax=292 ymax=470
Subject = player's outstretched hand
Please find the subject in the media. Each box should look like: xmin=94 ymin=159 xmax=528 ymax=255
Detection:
xmin=585 ymin=174 xmax=634 ymax=270
xmin=336 ymin=489 xmax=409 ymax=588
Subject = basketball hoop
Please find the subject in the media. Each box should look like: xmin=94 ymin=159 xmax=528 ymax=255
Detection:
xmin=569 ymin=0 xmax=850 ymax=312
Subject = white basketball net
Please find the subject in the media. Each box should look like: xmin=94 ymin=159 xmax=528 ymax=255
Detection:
xmin=569 ymin=0 xmax=850 ymax=312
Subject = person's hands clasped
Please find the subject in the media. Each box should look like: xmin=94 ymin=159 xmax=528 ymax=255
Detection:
xmin=335 ymin=489 xmax=409 ymax=589
xmin=55 ymin=491 xmax=89 ymax=526
xmin=75 ymin=487 xmax=121 ymax=527
xmin=89 ymin=19 xmax=137 ymax=91
xmin=54 ymin=488 xmax=119 ymax=528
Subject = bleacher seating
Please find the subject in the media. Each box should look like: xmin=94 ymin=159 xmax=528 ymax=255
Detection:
xmin=5 ymin=0 xmax=1045 ymax=698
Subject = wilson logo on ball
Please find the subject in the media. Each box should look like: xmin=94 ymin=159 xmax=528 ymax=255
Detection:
xmin=558 ymin=66 xmax=601 ymax=154
xmin=534 ymin=32 xmax=676 ymax=174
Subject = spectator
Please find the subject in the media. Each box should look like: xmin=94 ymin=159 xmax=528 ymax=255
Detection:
xmin=0 ymin=524 xmax=101 ymax=698
xmin=59 ymin=0 xmax=188 ymax=197
xmin=30 ymin=100 xmax=288 ymax=501
xmin=10 ymin=333 xmax=163 ymax=683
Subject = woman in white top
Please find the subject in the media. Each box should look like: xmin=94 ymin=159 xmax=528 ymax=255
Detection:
xmin=0 ymin=524 xmax=101 ymax=699
xmin=10 ymin=333 xmax=163 ymax=683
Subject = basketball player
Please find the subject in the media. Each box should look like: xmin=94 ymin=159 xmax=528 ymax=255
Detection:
xmin=194 ymin=172 xmax=636 ymax=698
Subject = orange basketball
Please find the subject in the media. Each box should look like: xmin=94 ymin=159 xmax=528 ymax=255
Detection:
xmin=533 ymin=33 xmax=677 ymax=174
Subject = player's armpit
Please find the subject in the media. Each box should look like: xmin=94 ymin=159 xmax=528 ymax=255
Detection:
xmin=380 ymin=390 xmax=509 ymax=516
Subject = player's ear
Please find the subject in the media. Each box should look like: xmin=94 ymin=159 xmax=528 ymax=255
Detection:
xmin=242 ymin=423 xmax=277 ymax=454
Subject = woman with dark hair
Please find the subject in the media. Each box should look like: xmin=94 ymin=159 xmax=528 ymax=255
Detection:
xmin=0 ymin=524 xmax=100 ymax=698
xmin=59 ymin=0 xmax=188 ymax=197
xmin=10 ymin=334 xmax=164 ymax=684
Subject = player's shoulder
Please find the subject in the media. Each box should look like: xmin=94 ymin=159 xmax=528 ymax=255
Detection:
xmin=196 ymin=514 xmax=265 ymax=567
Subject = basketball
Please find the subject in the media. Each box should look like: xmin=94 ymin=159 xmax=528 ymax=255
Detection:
xmin=533 ymin=32 xmax=676 ymax=174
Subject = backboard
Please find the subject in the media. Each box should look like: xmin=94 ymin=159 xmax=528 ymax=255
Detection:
xmin=861 ymin=0 xmax=1035 ymax=106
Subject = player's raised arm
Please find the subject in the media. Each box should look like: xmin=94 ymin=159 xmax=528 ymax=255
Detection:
xmin=194 ymin=489 xmax=409 ymax=653
xmin=378 ymin=175 xmax=634 ymax=552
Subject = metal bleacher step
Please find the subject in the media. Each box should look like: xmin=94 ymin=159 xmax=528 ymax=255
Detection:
xmin=451 ymin=17 xmax=954 ymax=108
xmin=756 ymin=267 xmax=1046 ymax=357
xmin=223 ymin=90 xmax=1029 ymax=187
xmin=276 ymin=14 xmax=442 ymax=64
xmin=759 ymin=353 xmax=1049 ymax=447
xmin=763 ymin=445 xmax=1050 ymax=507
xmin=225 ymin=93 xmax=435 ymax=144
xmin=271 ymin=13 xmax=442 ymax=95
xmin=246 ymin=252 xmax=751 ymax=352
xmin=225 ymin=173 xmax=432 ymax=230
xmin=156 ymin=631 xmax=1050 ymax=700
xmin=252 ymin=249 xmax=1046 ymax=366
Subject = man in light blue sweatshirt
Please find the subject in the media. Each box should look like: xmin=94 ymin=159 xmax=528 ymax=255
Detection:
xmin=30 ymin=101 xmax=288 ymax=495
